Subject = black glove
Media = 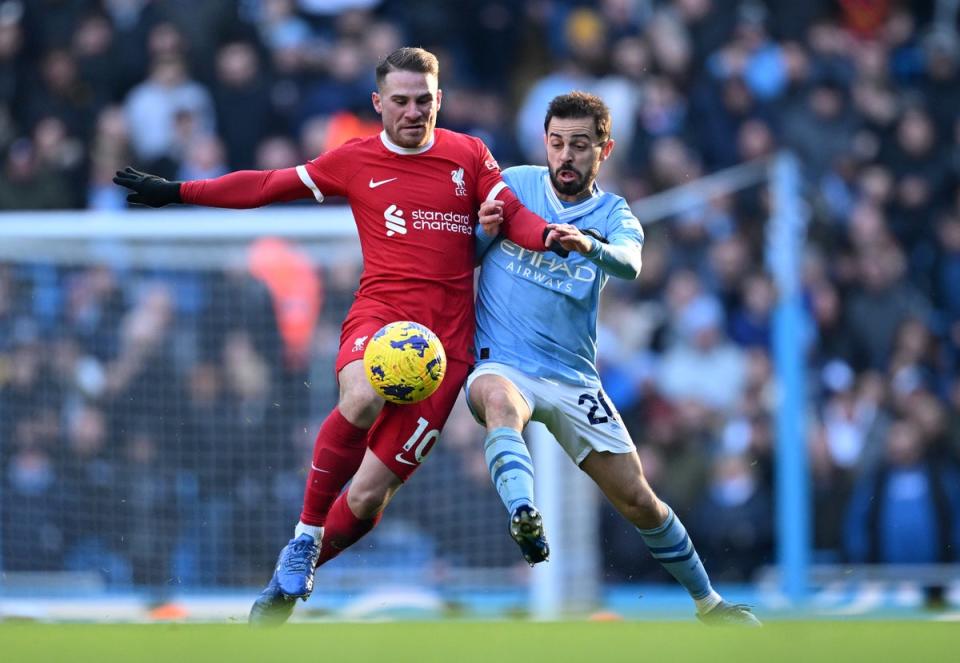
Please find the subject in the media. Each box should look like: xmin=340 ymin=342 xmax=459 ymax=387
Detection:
xmin=542 ymin=227 xmax=570 ymax=258
xmin=113 ymin=167 xmax=182 ymax=207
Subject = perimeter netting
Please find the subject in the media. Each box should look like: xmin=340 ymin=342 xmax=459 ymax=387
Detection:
xmin=0 ymin=207 xmax=597 ymax=606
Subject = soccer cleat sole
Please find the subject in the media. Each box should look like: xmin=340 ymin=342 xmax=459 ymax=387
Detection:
xmin=510 ymin=506 xmax=550 ymax=565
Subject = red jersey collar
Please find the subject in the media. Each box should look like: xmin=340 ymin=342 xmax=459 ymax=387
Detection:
xmin=379 ymin=130 xmax=436 ymax=155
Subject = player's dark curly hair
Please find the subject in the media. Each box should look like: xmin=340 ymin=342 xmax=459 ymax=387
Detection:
xmin=544 ymin=91 xmax=611 ymax=142
xmin=376 ymin=47 xmax=440 ymax=88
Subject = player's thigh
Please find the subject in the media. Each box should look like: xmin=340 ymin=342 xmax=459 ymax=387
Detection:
xmin=367 ymin=359 xmax=470 ymax=481
xmin=536 ymin=383 xmax=635 ymax=465
xmin=336 ymin=360 xmax=384 ymax=426
xmin=464 ymin=362 xmax=536 ymax=426
xmin=465 ymin=370 xmax=532 ymax=427
xmin=335 ymin=318 xmax=388 ymax=424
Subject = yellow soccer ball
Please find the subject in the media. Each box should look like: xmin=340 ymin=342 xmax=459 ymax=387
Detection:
xmin=363 ymin=321 xmax=446 ymax=404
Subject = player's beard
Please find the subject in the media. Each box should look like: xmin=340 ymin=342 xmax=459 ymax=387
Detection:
xmin=549 ymin=161 xmax=599 ymax=198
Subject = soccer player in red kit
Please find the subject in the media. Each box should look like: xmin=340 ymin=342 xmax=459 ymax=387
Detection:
xmin=114 ymin=47 xmax=564 ymax=625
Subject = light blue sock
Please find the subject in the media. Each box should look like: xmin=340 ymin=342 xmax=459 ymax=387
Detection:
xmin=484 ymin=427 xmax=535 ymax=514
xmin=638 ymin=506 xmax=720 ymax=610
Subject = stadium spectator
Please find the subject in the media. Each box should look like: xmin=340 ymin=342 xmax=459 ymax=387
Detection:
xmin=0 ymin=2 xmax=25 ymax=125
xmin=299 ymin=39 xmax=372 ymax=118
xmin=845 ymin=419 xmax=960 ymax=564
xmin=256 ymin=134 xmax=301 ymax=170
xmin=4 ymin=441 xmax=63 ymax=571
xmin=176 ymin=133 xmax=228 ymax=182
xmin=0 ymin=138 xmax=75 ymax=209
xmin=62 ymin=403 xmax=133 ymax=586
xmin=121 ymin=425 xmax=178 ymax=586
xmin=30 ymin=115 xmax=85 ymax=207
xmin=174 ymin=361 xmax=240 ymax=585
xmin=847 ymin=242 xmax=931 ymax=371
xmin=657 ymin=294 xmax=748 ymax=412
xmin=87 ymin=105 xmax=133 ymax=208
xmin=73 ymin=12 xmax=121 ymax=107
xmin=123 ymin=54 xmax=215 ymax=168
xmin=728 ymin=271 xmax=774 ymax=348
xmin=930 ymin=209 xmax=960 ymax=337
xmin=781 ymin=76 xmax=859 ymax=182
xmin=102 ymin=284 xmax=178 ymax=440
xmin=691 ymin=453 xmax=774 ymax=582
xmin=23 ymin=48 xmax=100 ymax=141
xmin=255 ymin=0 xmax=314 ymax=56
xmin=212 ymin=41 xmax=276 ymax=170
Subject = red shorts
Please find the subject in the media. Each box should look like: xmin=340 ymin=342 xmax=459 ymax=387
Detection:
xmin=335 ymin=315 xmax=471 ymax=482
xmin=336 ymin=315 xmax=388 ymax=374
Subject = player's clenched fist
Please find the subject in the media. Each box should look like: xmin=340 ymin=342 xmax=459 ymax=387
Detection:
xmin=478 ymin=199 xmax=505 ymax=237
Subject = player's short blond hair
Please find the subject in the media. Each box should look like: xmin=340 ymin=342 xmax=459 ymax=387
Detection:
xmin=375 ymin=47 xmax=440 ymax=89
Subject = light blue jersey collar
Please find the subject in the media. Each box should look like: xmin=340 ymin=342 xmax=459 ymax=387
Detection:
xmin=543 ymin=171 xmax=604 ymax=223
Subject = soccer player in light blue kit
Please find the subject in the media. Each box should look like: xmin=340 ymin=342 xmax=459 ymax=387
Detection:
xmin=467 ymin=92 xmax=760 ymax=625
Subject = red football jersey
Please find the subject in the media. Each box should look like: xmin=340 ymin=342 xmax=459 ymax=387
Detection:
xmin=297 ymin=129 xmax=510 ymax=362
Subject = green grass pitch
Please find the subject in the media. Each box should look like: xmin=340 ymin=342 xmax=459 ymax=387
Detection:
xmin=1 ymin=621 xmax=957 ymax=663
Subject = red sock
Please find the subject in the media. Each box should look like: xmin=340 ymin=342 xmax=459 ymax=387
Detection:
xmin=299 ymin=407 xmax=368 ymax=526
xmin=316 ymin=490 xmax=383 ymax=566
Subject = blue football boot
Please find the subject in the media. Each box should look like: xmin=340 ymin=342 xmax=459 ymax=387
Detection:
xmin=248 ymin=570 xmax=297 ymax=626
xmin=698 ymin=601 xmax=762 ymax=627
xmin=275 ymin=533 xmax=320 ymax=598
xmin=509 ymin=504 xmax=550 ymax=565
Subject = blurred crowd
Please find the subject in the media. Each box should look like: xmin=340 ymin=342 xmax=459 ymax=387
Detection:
xmin=2 ymin=0 xmax=960 ymax=589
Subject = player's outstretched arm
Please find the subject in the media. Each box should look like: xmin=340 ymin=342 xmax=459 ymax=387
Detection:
xmin=494 ymin=187 xmax=568 ymax=257
xmin=114 ymin=166 xmax=313 ymax=209
xmin=549 ymin=224 xmax=643 ymax=279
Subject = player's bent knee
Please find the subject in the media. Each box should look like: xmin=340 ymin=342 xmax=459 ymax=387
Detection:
xmin=339 ymin=385 xmax=384 ymax=427
xmin=336 ymin=362 xmax=385 ymax=426
xmin=479 ymin=385 xmax=526 ymax=429
xmin=483 ymin=387 xmax=519 ymax=415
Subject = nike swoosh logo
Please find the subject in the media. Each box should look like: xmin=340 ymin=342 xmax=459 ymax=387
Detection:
xmin=369 ymin=177 xmax=397 ymax=188
xmin=394 ymin=453 xmax=417 ymax=466
xmin=311 ymin=463 xmax=331 ymax=473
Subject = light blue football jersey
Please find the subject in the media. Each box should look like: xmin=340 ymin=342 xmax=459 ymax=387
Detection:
xmin=474 ymin=165 xmax=644 ymax=387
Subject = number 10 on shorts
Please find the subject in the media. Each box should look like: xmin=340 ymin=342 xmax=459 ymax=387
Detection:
xmin=394 ymin=416 xmax=440 ymax=466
